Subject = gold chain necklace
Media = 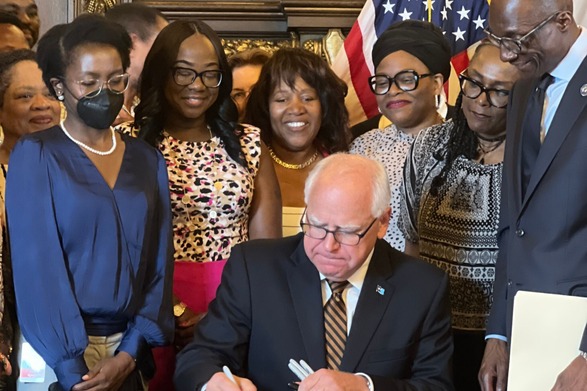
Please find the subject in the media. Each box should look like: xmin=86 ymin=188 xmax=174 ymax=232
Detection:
xmin=267 ymin=146 xmax=319 ymax=170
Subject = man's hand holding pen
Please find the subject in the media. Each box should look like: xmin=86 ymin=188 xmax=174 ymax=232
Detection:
xmin=288 ymin=359 xmax=371 ymax=391
xmin=203 ymin=366 xmax=256 ymax=391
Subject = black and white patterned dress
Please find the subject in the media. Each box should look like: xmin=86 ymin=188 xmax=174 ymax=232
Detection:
xmin=398 ymin=121 xmax=501 ymax=331
xmin=350 ymin=124 xmax=416 ymax=251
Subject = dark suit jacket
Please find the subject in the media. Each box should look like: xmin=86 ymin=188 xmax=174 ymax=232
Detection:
xmin=487 ymin=55 xmax=587 ymax=350
xmin=175 ymin=234 xmax=453 ymax=391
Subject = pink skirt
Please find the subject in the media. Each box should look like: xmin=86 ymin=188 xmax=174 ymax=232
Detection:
xmin=150 ymin=260 xmax=227 ymax=391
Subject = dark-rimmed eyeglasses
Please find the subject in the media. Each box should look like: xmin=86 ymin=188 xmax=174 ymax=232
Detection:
xmin=484 ymin=12 xmax=560 ymax=55
xmin=68 ymin=73 xmax=130 ymax=99
xmin=368 ymin=70 xmax=432 ymax=95
xmin=299 ymin=209 xmax=377 ymax=246
xmin=459 ymin=73 xmax=511 ymax=109
xmin=172 ymin=67 xmax=223 ymax=88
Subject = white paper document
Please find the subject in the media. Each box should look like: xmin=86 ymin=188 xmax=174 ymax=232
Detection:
xmin=508 ymin=290 xmax=587 ymax=390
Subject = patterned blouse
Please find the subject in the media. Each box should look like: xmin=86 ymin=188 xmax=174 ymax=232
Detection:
xmin=118 ymin=123 xmax=261 ymax=262
xmin=398 ymin=121 xmax=501 ymax=331
xmin=350 ymin=124 xmax=416 ymax=251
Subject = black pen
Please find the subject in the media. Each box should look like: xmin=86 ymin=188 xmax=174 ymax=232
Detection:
xmin=287 ymin=382 xmax=299 ymax=390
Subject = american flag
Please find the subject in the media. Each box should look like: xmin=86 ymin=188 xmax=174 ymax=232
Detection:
xmin=332 ymin=0 xmax=490 ymax=125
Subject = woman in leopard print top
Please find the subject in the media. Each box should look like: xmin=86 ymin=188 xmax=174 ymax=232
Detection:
xmin=126 ymin=20 xmax=281 ymax=391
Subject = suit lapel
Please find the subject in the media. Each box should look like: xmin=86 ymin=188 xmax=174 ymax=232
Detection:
xmin=340 ymin=241 xmax=395 ymax=372
xmin=286 ymin=239 xmax=327 ymax=370
xmin=522 ymin=56 xmax=587 ymax=210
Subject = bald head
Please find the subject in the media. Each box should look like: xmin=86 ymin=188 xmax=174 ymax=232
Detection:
xmin=304 ymin=154 xmax=391 ymax=218
xmin=0 ymin=23 xmax=28 ymax=52
xmin=489 ymin=0 xmax=579 ymax=76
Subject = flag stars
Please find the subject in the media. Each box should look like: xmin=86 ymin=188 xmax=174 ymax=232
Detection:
xmin=457 ymin=6 xmax=471 ymax=20
xmin=473 ymin=15 xmax=486 ymax=29
xmin=445 ymin=0 xmax=453 ymax=10
xmin=382 ymin=0 xmax=395 ymax=14
xmin=398 ymin=8 xmax=413 ymax=21
xmin=452 ymin=27 xmax=466 ymax=41
xmin=441 ymin=7 xmax=448 ymax=20
xmin=423 ymin=0 xmax=435 ymax=11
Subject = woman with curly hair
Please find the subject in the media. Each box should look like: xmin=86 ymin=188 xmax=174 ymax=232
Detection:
xmin=122 ymin=19 xmax=281 ymax=390
xmin=245 ymin=47 xmax=350 ymax=236
xmin=398 ymin=43 xmax=520 ymax=390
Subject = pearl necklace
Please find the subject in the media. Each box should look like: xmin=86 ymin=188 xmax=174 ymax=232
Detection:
xmin=60 ymin=120 xmax=117 ymax=156
xmin=267 ymin=146 xmax=319 ymax=170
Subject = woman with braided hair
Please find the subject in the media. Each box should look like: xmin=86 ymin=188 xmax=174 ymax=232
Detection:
xmin=397 ymin=42 xmax=520 ymax=391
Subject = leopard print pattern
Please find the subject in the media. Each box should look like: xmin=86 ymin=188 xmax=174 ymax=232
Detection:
xmin=117 ymin=123 xmax=261 ymax=262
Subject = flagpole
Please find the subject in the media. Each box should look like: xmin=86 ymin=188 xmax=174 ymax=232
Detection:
xmin=428 ymin=0 xmax=432 ymax=21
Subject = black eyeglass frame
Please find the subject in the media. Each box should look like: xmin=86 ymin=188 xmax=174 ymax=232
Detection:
xmin=484 ymin=12 xmax=561 ymax=55
xmin=171 ymin=67 xmax=223 ymax=88
xmin=368 ymin=70 xmax=433 ymax=95
xmin=299 ymin=209 xmax=378 ymax=246
xmin=458 ymin=73 xmax=511 ymax=109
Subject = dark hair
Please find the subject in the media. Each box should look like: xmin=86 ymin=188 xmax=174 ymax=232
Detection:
xmin=135 ymin=20 xmax=245 ymax=166
xmin=228 ymin=48 xmax=271 ymax=70
xmin=0 ymin=11 xmax=27 ymax=33
xmin=429 ymin=94 xmax=477 ymax=196
xmin=105 ymin=3 xmax=166 ymax=42
xmin=36 ymin=14 xmax=132 ymax=97
xmin=245 ymin=47 xmax=350 ymax=153
xmin=0 ymin=49 xmax=36 ymax=107
xmin=429 ymin=42 xmax=498 ymax=196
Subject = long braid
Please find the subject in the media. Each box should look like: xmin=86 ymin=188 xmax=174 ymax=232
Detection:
xmin=429 ymin=93 xmax=478 ymax=196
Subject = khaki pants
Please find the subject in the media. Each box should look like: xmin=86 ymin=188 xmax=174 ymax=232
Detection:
xmin=84 ymin=333 xmax=147 ymax=390
xmin=17 ymin=333 xmax=147 ymax=391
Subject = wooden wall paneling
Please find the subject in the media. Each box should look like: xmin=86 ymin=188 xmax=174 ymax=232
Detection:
xmin=68 ymin=0 xmax=362 ymax=62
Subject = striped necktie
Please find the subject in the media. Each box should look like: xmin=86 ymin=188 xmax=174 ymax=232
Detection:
xmin=324 ymin=279 xmax=350 ymax=370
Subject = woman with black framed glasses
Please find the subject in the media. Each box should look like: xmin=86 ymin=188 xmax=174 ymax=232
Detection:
xmin=350 ymin=20 xmax=451 ymax=252
xmin=121 ymin=19 xmax=281 ymax=391
xmin=397 ymin=42 xmax=521 ymax=391
xmin=5 ymin=15 xmax=174 ymax=391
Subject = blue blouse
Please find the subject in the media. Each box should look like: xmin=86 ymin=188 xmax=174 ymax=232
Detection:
xmin=5 ymin=126 xmax=174 ymax=391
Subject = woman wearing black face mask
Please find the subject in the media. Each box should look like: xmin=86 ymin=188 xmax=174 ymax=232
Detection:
xmin=5 ymin=15 xmax=174 ymax=391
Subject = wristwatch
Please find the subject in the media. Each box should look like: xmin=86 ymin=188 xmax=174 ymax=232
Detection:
xmin=173 ymin=301 xmax=187 ymax=317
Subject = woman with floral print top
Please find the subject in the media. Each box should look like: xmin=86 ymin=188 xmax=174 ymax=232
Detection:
xmin=122 ymin=20 xmax=281 ymax=391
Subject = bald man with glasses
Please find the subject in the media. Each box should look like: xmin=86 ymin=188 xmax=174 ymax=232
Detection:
xmin=175 ymin=153 xmax=453 ymax=391
xmin=480 ymin=0 xmax=587 ymax=390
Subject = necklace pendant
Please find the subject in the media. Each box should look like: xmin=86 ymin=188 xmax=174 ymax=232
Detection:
xmin=181 ymin=194 xmax=191 ymax=205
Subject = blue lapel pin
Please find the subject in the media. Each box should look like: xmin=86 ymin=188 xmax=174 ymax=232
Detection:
xmin=376 ymin=285 xmax=385 ymax=296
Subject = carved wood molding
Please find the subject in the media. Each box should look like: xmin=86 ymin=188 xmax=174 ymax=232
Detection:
xmin=73 ymin=0 xmax=356 ymax=62
xmin=73 ymin=0 xmax=126 ymax=16
xmin=74 ymin=1 xmax=361 ymax=33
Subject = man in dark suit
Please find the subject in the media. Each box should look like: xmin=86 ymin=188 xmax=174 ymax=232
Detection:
xmin=479 ymin=0 xmax=587 ymax=390
xmin=175 ymin=154 xmax=453 ymax=391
